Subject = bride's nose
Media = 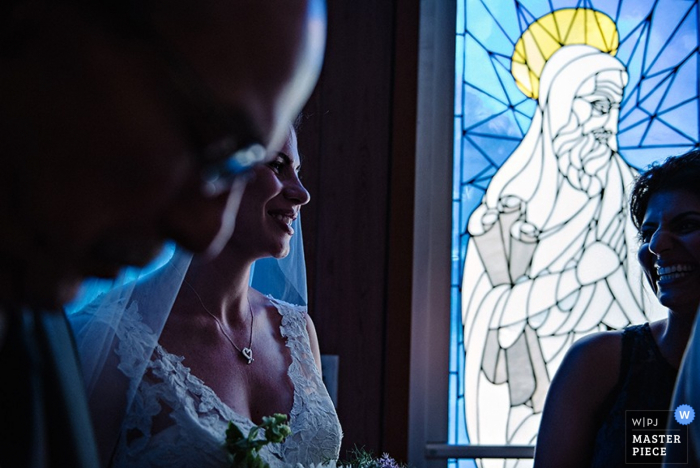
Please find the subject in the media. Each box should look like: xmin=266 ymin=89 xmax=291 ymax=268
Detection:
xmin=283 ymin=173 xmax=310 ymax=206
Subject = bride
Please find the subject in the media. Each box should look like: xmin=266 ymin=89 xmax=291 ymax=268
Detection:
xmin=69 ymin=125 xmax=342 ymax=467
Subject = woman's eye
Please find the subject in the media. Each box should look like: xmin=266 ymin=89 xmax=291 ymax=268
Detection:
xmin=268 ymin=159 xmax=285 ymax=172
xmin=677 ymin=220 xmax=700 ymax=233
xmin=638 ymin=228 xmax=653 ymax=243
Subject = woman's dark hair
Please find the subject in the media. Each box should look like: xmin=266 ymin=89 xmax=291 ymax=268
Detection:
xmin=630 ymin=149 xmax=700 ymax=231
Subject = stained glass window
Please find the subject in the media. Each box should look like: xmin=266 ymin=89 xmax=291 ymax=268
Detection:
xmin=450 ymin=1 xmax=700 ymax=467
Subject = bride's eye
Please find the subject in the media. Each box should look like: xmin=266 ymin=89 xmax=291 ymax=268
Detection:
xmin=268 ymin=158 xmax=285 ymax=173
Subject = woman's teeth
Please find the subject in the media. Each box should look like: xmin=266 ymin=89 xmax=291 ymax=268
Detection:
xmin=272 ymin=214 xmax=293 ymax=226
xmin=656 ymin=264 xmax=695 ymax=280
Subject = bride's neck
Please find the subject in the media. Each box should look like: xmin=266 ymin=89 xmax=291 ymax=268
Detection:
xmin=181 ymin=251 xmax=255 ymax=323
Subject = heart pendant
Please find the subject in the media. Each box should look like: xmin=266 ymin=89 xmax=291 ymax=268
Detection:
xmin=242 ymin=347 xmax=254 ymax=364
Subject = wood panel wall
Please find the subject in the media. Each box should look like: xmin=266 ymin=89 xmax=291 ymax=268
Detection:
xmin=297 ymin=0 xmax=420 ymax=461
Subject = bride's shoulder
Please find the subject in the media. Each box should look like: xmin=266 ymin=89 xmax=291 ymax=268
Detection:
xmin=264 ymin=295 xmax=307 ymax=315
xmin=263 ymin=295 xmax=312 ymax=339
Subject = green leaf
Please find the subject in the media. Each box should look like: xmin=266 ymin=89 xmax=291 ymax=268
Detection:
xmin=224 ymin=415 xmax=292 ymax=468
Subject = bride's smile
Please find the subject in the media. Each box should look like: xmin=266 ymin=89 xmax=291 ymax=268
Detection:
xmin=229 ymin=126 xmax=310 ymax=260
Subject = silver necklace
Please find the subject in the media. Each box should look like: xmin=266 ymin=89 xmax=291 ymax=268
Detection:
xmin=184 ymin=280 xmax=255 ymax=364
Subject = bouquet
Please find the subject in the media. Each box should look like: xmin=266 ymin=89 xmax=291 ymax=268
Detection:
xmin=225 ymin=417 xmax=408 ymax=468
xmin=225 ymin=413 xmax=291 ymax=468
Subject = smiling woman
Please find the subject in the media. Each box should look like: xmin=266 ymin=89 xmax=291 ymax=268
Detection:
xmin=534 ymin=149 xmax=700 ymax=468
xmin=228 ymin=127 xmax=310 ymax=260
xmin=69 ymin=126 xmax=342 ymax=468
xmin=637 ymin=191 xmax=700 ymax=315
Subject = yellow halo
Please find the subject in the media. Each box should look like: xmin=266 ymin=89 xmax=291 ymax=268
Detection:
xmin=511 ymin=8 xmax=619 ymax=99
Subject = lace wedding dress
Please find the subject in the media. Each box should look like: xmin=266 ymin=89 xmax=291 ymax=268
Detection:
xmin=110 ymin=297 xmax=342 ymax=468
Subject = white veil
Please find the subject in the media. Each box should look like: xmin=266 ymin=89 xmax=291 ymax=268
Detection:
xmin=250 ymin=215 xmax=307 ymax=306
xmin=65 ymin=215 xmax=307 ymax=461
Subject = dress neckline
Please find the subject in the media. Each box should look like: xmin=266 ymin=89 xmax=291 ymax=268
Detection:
xmin=154 ymin=298 xmax=300 ymax=431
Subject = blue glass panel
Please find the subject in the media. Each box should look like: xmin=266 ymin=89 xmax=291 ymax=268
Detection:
xmin=620 ymin=108 xmax=653 ymax=134
xmin=458 ymin=459 xmax=477 ymax=468
xmin=518 ymin=1 xmax=557 ymax=19
xmin=470 ymin=113 xmax=523 ymax=140
xmin=468 ymin=1 xmax=516 ymax=57
xmin=463 ymin=88 xmax=506 ymax=130
xmin=455 ymin=117 xmax=464 ymax=198
xmin=513 ymin=100 xmax=537 ymax=134
xmin=456 ymin=35 xmax=466 ymax=116
xmin=662 ymin=102 xmax=699 ymax=142
xmin=465 ymin=38 xmax=508 ymax=104
xmin=449 ymin=372 xmax=458 ymax=440
xmin=461 ymin=137 xmax=491 ymax=182
xmin=644 ymin=117 xmax=695 ymax=146
xmin=459 ymin=185 xmax=482 ymax=235
xmin=483 ymin=0 xmax=521 ymax=44
xmin=617 ymin=30 xmax=647 ymax=100
xmin=460 ymin=236 xmax=470 ymax=272
xmin=639 ymin=74 xmax=673 ymax=115
xmin=468 ymin=134 xmax=521 ymax=167
xmin=453 ymin=200 xmax=463 ymax=268
xmin=620 ymin=121 xmax=650 ymax=149
xmin=622 ymin=146 xmax=697 ymax=170
xmin=646 ymin=1 xmax=696 ymax=75
xmin=451 ymin=288 xmax=461 ymax=367
xmin=456 ymin=0 xmax=465 ymax=34
xmin=467 ymin=95 xmax=510 ymax=126
xmin=664 ymin=54 xmax=699 ymax=112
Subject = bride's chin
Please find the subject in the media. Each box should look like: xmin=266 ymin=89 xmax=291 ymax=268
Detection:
xmin=271 ymin=243 xmax=291 ymax=260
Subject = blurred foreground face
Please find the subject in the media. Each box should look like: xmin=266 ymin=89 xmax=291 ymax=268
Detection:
xmin=0 ymin=0 xmax=326 ymax=306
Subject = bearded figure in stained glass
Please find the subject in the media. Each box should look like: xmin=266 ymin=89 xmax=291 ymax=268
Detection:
xmin=461 ymin=9 xmax=664 ymax=467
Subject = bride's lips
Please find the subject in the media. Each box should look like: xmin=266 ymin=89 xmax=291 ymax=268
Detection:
xmin=268 ymin=210 xmax=296 ymax=235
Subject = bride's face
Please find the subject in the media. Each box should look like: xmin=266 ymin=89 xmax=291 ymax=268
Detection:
xmin=230 ymin=127 xmax=310 ymax=258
